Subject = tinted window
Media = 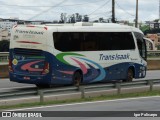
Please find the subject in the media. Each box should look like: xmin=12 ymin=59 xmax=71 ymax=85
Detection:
xmin=53 ymin=32 xmax=135 ymax=51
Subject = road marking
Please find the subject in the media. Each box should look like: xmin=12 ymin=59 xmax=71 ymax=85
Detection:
xmin=6 ymin=96 xmax=160 ymax=111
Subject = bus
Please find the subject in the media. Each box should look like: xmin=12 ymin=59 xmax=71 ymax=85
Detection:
xmin=9 ymin=22 xmax=147 ymax=87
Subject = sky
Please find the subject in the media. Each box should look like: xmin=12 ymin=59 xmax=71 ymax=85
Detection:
xmin=0 ymin=0 xmax=159 ymax=22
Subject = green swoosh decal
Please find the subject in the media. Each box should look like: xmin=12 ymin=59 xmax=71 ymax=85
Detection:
xmin=56 ymin=52 xmax=85 ymax=65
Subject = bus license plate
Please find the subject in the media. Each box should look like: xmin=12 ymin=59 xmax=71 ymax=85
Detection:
xmin=24 ymin=76 xmax=30 ymax=80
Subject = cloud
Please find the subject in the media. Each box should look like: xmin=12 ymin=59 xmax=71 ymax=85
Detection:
xmin=0 ymin=0 xmax=159 ymax=22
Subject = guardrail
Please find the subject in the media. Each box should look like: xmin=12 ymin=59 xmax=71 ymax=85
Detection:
xmin=0 ymin=52 xmax=9 ymax=62
xmin=147 ymin=50 xmax=160 ymax=58
xmin=0 ymin=79 xmax=160 ymax=104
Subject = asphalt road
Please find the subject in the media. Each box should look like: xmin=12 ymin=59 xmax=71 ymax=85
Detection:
xmin=6 ymin=96 xmax=160 ymax=120
xmin=0 ymin=70 xmax=160 ymax=89
xmin=14 ymin=96 xmax=160 ymax=111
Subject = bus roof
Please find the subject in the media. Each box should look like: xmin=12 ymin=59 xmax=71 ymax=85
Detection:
xmin=15 ymin=22 xmax=143 ymax=34
xmin=44 ymin=22 xmax=143 ymax=34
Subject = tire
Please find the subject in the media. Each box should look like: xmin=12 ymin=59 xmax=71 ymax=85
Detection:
xmin=73 ymin=72 xmax=82 ymax=87
xmin=123 ymin=68 xmax=134 ymax=82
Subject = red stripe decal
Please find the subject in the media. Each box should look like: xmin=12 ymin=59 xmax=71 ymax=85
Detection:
xmin=14 ymin=25 xmax=18 ymax=28
xmin=26 ymin=25 xmax=35 ymax=27
xmin=21 ymin=60 xmax=44 ymax=72
xmin=44 ymin=27 xmax=48 ymax=30
xmin=17 ymin=41 xmax=41 ymax=44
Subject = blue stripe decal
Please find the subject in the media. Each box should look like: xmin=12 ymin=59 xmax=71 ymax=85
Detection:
xmin=77 ymin=57 xmax=106 ymax=82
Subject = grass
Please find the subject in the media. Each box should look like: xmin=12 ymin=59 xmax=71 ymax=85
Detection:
xmin=0 ymin=90 xmax=160 ymax=110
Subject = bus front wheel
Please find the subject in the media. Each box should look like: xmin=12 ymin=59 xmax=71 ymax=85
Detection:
xmin=73 ymin=72 xmax=82 ymax=87
xmin=123 ymin=68 xmax=134 ymax=82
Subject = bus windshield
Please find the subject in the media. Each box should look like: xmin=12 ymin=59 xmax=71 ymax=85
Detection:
xmin=134 ymin=32 xmax=147 ymax=61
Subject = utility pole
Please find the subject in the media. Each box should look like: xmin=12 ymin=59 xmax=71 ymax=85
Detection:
xmin=112 ymin=0 xmax=116 ymax=23
xmin=135 ymin=0 xmax=138 ymax=28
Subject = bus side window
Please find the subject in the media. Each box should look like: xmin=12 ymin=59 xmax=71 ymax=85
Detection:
xmin=82 ymin=33 xmax=98 ymax=51
xmin=111 ymin=33 xmax=121 ymax=50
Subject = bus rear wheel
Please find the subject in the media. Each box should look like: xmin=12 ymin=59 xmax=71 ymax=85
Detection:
xmin=123 ymin=68 xmax=134 ymax=82
xmin=73 ymin=72 xmax=82 ymax=87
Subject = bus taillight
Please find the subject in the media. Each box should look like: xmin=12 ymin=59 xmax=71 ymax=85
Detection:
xmin=42 ymin=62 xmax=49 ymax=75
xmin=9 ymin=59 xmax=13 ymax=72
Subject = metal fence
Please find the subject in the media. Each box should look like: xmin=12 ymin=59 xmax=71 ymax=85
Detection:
xmin=0 ymin=52 xmax=9 ymax=62
xmin=0 ymin=79 xmax=160 ymax=104
xmin=147 ymin=50 xmax=160 ymax=58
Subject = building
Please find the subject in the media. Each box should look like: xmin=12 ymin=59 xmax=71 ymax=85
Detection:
xmin=0 ymin=19 xmax=49 ymax=34
xmin=0 ymin=19 xmax=19 ymax=41
xmin=146 ymin=34 xmax=160 ymax=50
xmin=145 ymin=37 xmax=155 ymax=50
xmin=0 ymin=18 xmax=52 ymax=41
xmin=0 ymin=19 xmax=17 ymax=34
xmin=0 ymin=29 xmax=10 ymax=41
xmin=145 ymin=21 xmax=160 ymax=29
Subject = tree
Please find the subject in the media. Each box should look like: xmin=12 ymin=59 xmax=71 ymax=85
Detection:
xmin=140 ymin=25 xmax=150 ymax=33
xmin=59 ymin=13 xmax=67 ymax=23
xmin=70 ymin=14 xmax=76 ymax=23
xmin=154 ymin=19 xmax=159 ymax=23
xmin=75 ymin=13 xmax=79 ymax=22
xmin=78 ymin=15 xmax=82 ymax=22
xmin=59 ymin=13 xmax=90 ymax=23
xmin=143 ymin=28 xmax=160 ymax=35
xmin=75 ymin=13 xmax=82 ymax=22
xmin=99 ymin=18 xmax=104 ymax=23
xmin=93 ymin=20 xmax=99 ymax=23
xmin=0 ymin=40 xmax=10 ymax=52
xmin=83 ymin=15 xmax=89 ymax=22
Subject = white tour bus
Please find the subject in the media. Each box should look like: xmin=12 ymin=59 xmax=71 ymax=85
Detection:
xmin=9 ymin=22 xmax=147 ymax=87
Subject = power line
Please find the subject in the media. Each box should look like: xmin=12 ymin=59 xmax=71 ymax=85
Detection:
xmin=90 ymin=11 xmax=112 ymax=15
xmin=0 ymin=0 xmax=106 ymax=8
xmin=0 ymin=0 xmax=107 ymax=20
xmin=88 ymin=0 xmax=111 ymax=16
xmin=0 ymin=11 xmax=62 ymax=15
xmin=28 ymin=0 xmax=66 ymax=20
xmin=115 ymin=1 xmax=135 ymax=17
xmin=90 ymin=14 xmax=111 ymax=20
xmin=89 ymin=11 xmax=111 ymax=20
